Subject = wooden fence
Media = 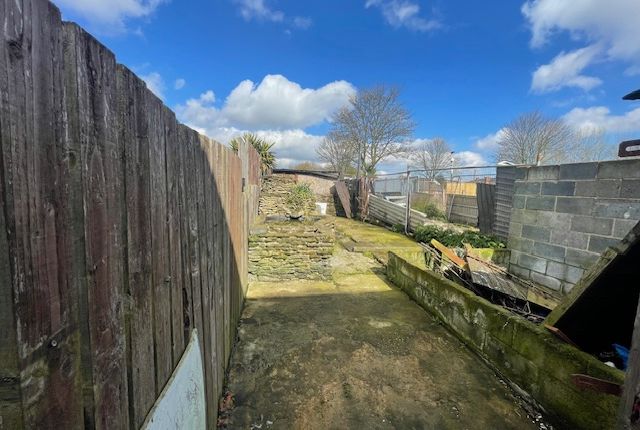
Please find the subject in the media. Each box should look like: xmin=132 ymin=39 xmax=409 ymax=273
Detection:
xmin=476 ymin=183 xmax=496 ymax=234
xmin=446 ymin=194 xmax=478 ymax=226
xmin=0 ymin=1 xmax=260 ymax=428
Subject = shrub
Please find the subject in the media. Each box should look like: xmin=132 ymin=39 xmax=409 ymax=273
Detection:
xmin=286 ymin=183 xmax=315 ymax=215
xmin=422 ymin=202 xmax=446 ymax=220
xmin=413 ymin=225 xmax=505 ymax=249
xmin=391 ymin=223 xmax=405 ymax=233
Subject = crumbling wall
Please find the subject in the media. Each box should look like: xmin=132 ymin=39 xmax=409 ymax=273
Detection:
xmin=506 ymin=160 xmax=640 ymax=293
xmin=387 ymin=252 xmax=623 ymax=430
xmin=249 ymin=218 xmax=335 ymax=281
xmin=259 ymin=173 xmax=336 ymax=216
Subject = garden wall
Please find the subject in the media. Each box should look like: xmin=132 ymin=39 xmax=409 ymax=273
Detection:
xmin=249 ymin=218 xmax=335 ymax=281
xmin=387 ymin=252 xmax=623 ymax=430
xmin=506 ymin=160 xmax=640 ymax=294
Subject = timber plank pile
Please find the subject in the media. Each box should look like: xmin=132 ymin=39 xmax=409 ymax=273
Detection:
xmin=0 ymin=1 xmax=260 ymax=428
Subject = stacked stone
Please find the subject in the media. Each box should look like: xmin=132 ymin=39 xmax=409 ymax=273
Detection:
xmin=249 ymin=219 xmax=336 ymax=281
xmin=259 ymin=174 xmax=297 ymax=216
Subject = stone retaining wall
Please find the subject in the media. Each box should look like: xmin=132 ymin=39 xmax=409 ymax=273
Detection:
xmin=387 ymin=252 xmax=622 ymax=430
xmin=259 ymin=174 xmax=318 ymax=216
xmin=249 ymin=218 xmax=335 ymax=281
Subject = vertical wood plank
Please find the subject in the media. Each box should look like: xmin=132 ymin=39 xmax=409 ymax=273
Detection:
xmin=182 ymin=127 xmax=204 ymax=376
xmin=177 ymin=126 xmax=194 ymax=345
xmin=0 ymin=0 xmax=25 ymax=425
xmin=64 ymin=23 xmax=129 ymax=430
xmin=118 ymin=65 xmax=156 ymax=428
xmin=203 ymin=137 xmax=223 ymax=401
xmin=147 ymin=92 xmax=172 ymax=392
xmin=211 ymin=143 xmax=225 ymax=399
xmin=195 ymin=137 xmax=216 ymax=427
xmin=0 ymin=1 xmax=84 ymax=427
xmin=164 ymin=108 xmax=185 ymax=364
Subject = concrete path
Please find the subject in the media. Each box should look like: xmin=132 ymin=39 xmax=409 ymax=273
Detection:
xmin=222 ymin=219 xmax=545 ymax=429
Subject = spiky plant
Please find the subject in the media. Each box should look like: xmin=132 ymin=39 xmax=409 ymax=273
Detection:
xmin=229 ymin=133 xmax=276 ymax=175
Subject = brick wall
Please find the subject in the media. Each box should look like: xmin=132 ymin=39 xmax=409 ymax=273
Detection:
xmin=507 ymin=159 xmax=640 ymax=294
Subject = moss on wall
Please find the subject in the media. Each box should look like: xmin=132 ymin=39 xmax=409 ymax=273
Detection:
xmin=249 ymin=218 xmax=335 ymax=281
xmin=387 ymin=252 xmax=623 ymax=430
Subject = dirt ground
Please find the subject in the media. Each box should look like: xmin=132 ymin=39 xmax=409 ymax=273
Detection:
xmin=221 ymin=222 xmax=550 ymax=430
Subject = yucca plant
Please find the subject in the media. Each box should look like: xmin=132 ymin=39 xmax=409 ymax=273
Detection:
xmin=229 ymin=133 xmax=276 ymax=175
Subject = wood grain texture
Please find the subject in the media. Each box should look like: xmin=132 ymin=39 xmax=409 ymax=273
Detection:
xmin=164 ymin=107 xmax=185 ymax=365
xmin=0 ymin=1 xmax=258 ymax=427
xmin=0 ymin=1 xmax=84 ymax=427
xmin=0 ymin=0 xmax=25 ymax=426
xmin=63 ymin=22 xmax=130 ymax=430
xmin=118 ymin=65 xmax=156 ymax=428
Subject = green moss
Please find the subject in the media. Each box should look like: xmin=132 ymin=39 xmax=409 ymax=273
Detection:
xmin=387 ymin=251 xmax=624 ymax=430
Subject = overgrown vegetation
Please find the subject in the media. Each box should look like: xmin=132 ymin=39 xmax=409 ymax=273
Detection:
xmin=230 ymin=133 xmax=276 ymax=175
xmin=286 ymin=183 xmax=315 ymax=215
xmin=391 ymin=223 xmax=405 ymax=233
xmin=413 ymin=225 xmax=505 ymax=249
xmin=421 ymin=202 xmax=447 ymax=221
xmin=410 ymin=195 xmax=447 ymax=221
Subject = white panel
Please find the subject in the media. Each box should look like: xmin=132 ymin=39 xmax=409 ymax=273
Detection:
xmin=142 ymin=330 xmax=206 ymax=430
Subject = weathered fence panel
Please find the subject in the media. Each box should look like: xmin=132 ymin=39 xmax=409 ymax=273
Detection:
xmin=493 ymin=166 xmax=516 ymax=240
xmin=0 ymin=1 xmax=261 ymax=428
xmin=446 ymin=194 xmax=478 ymax=226
xmin=0 ymin=3 xmax=84 ymax=428
xmin=476 ymin=183 xmax=496 ymax=234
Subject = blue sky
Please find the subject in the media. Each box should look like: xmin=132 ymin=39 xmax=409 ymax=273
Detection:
xmin=54 ymin=0 xmax=640 ymax=172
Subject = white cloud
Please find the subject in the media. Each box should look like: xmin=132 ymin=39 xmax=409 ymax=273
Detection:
xmin=293 ymin=16 xmax=313 ymax=29
xmin=365 ymin=0 xmax=441 ymax=32
xmin=140 ymin=72 xmax=165 ymax=100
xmin=455 ymin=151 xmax=488 ymax=167
xmin=186 ymin=125 xmax=324 ymax=168
xmin=522 ymin=0 xmax=640 ymax=59
xmin=234 ymin=0 xmax=283 ymax=22
xmin=175 ymin=75 xmax=355 ymax=166
xmin=233 ymin=0 xmax=312 ymax=29
xmin=531 ymin=45 xmax=602 ymax=93
xmin=174 ymin=78 xmax=186 ymax=90
xmin=221 ymin=74 xmax=355 ymax=129
xmin=563 ymin=106 xmax=640 ymax=134
xmin=54 ymin=0 xmax=167 ymax=33
xmin=475 ymin=128 xmax=507 ymax=151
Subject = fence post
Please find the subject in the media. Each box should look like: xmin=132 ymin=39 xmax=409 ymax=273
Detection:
xmin=405 ymin=171 xmax=411 ymax=234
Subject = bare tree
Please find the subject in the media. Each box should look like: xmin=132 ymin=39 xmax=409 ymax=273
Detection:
xmin=330 ymin=86 xmax=415 ymax=176
xmin=410 ymin=138 xmax=454 ymax=179
xmin=495 ymin=111 xmax=573 ymax=165
xmin=565 ymin=127 xmax=617 ymax=163
xmin=316 ymin=133 xmax=356 ymax=179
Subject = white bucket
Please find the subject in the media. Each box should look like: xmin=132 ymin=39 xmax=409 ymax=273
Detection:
xmin=315 ymin=202 xmax=328 ymax=215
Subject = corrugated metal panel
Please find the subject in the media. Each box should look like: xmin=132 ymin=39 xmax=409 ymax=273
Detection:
xmin=493 ymin=166 xmax=517 ymax=240
xmin=368 ymin=194 xmax=429 ymax=231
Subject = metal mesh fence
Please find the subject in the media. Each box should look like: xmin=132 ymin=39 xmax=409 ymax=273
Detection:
xmin=368 ymin=165 xmax=498 ymax=227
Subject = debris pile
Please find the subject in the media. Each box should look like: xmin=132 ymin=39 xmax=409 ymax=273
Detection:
xmin=421 ymin=239 xmax=561 ymax=323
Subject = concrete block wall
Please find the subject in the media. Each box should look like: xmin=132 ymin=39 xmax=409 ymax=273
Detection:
xmin=387 ymin=252 xmax=623 ymax=430
xmin=508 ymin=159 xmax=640 ymax=294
